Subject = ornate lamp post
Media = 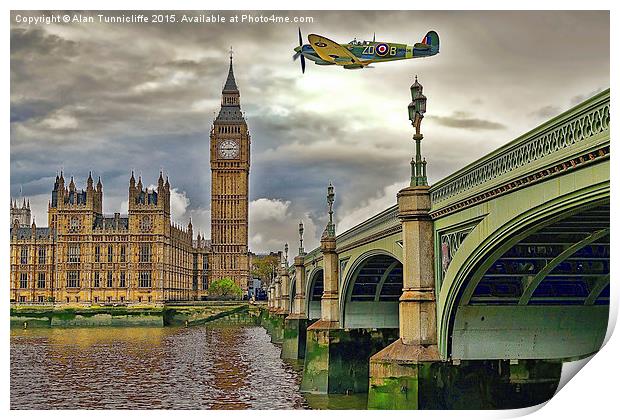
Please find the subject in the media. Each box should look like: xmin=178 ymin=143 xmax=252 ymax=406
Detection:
xmin=408 ymin=76 xmax=428 ymax=187
xmin=298 ymin=220 xmax=305 ymax=256
xmin=323 ymin=182 xmax=336 ymax=238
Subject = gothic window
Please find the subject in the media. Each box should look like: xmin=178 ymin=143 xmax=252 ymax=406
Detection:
xmin=120 ymin=245 xmax=126 ymax=262
xmin=140 ymin=244 xmax=151 ymax=262
xmin=107 ymin=245 xmax=113 ymax=262
xmin=68 ymin=244 xmax=80 ymax=263
xmin=20 ymin=248 xmax=28 ymax=265
xmin=120 ymin=272 xmax=126 ymax=288
xmin=38 ymin=296 xmax=44 ymax=303
xmin=70 ymin=217 xmax=80 ymax=231
xmin=95 ymin=246 xmax=100 ymax=262
xmin=37 ymin=273 xmax=46 ymax=289
xmin=141 ymin=216 xmax=151 ymax=231
xmin=19 ymin=273 xmax=28 ymax=289
xmin=38 ymin=247 xmax=46 ymax=265
xmin=202 ymin=258 xmax=208 ymax=271
xmin=67 ymin=271 xmax=80 ymax=288
xmin=202 ymin=275 xmax=208 ymax=291
xmin=94 ymin=272 xmax=100 ymax=288
xmin=107 ymin=271 xmax=113 ymax=288
xmin=139 ymin=271 xmax=152 ymax=288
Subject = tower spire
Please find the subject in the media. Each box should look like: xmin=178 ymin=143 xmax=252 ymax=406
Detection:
xmin=222 ymin=48 xmax=239 ymax=94
xmin=216 ymin=49 xmax=243 ymax=122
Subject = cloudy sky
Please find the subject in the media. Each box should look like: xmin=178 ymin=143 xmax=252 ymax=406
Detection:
xmin=10 ymin=10 xmax=609 ymax=255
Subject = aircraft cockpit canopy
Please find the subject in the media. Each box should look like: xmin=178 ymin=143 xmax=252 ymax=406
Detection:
xmin=348 ymin=38 xmax=366 ymax=46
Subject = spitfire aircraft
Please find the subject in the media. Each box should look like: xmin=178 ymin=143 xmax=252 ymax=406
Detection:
xmin=293 ymin=29 xmax=439 ymax=72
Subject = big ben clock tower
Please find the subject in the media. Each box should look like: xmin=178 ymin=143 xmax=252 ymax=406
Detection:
xmin=209 ymin=52 xmax=250 ymax=291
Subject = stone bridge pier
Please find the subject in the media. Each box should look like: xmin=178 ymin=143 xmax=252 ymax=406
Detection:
xmin=282 ymin=225 xmax=311 ymax=360
xmin=264 ymin=269 xmax=285 ymax=344
xmin=367 ymin=183 xmax=446 ymax=408
xmin=300 ymin=185 xmax=399 ymax=395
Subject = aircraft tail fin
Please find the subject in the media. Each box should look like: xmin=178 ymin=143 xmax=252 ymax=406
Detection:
xmin=421 ymin=31 xmax=440 ymax=54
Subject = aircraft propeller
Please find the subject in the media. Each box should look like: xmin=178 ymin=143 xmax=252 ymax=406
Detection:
xmin=293 ymin=27 xmax=306 ymax=73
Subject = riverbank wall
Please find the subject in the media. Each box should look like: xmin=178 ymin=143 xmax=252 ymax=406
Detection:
xmin=11 ymin=302 xmax=249 ymax=328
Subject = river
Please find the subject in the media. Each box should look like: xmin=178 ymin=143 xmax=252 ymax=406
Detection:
xmin=10 ymin=317 xmax=367 ymax=409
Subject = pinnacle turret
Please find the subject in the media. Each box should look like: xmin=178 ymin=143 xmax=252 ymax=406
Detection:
xmin=87 ymin=172 xmax=94 ymax=190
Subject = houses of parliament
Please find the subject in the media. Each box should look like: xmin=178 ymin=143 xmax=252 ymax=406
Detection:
xmin=9 ymin=56 xmax=251 ymax=305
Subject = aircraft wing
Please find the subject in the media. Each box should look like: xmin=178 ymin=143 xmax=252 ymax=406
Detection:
xmin=308 ymin=34 xmax=370 ymax=66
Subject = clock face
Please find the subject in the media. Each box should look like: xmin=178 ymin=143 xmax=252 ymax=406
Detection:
xmin=218 ymin=140 xmax=240 ymax=159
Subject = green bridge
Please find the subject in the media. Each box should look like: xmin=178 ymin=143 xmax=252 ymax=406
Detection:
xmin=260 ymin=88 xmax=610 ymax=409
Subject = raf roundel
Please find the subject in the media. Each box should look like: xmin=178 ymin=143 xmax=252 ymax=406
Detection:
xmin=376 ymin=43 xmax=389 ymax=56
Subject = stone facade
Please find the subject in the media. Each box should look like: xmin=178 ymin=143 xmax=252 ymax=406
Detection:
xmin=209 ymin=55 xmax=251 ymax=291
xmin=10 ymin=173 xmax=210 ymax=305
xmin=10 ymin=198 xmax=31 ymax=228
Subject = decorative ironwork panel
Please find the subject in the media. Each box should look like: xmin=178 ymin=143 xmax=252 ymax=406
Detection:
xmin=440 ymin=225 xmax=475 ymax=280
xmin=430 ymin=95 xmax=609 ymax=205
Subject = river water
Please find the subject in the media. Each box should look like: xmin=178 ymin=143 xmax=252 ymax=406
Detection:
xmin=10 ymin=317 xmax=367 ymax=410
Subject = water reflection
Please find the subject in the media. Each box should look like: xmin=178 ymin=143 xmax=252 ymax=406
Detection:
xmin=11 ymin=322 xmax=307 ymax=409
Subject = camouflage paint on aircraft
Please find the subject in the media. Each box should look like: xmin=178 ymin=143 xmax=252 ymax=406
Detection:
xmin=293 ymin=29 xmax=439 ymax=71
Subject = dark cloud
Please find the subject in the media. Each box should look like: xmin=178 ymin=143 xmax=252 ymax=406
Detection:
xmin=570 ymin=87 xmax=606 ymax=106
xmin=529 ymin=105 xmax=562 ymax=119
xmin=431 ymin=112 xmax=506 ymax=131
xmin=10 ymin=99 xmax=57 ymax=123
xmin=11 ymin=27 xmax=78 ymax=56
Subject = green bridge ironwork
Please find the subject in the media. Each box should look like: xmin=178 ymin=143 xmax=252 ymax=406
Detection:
xmin=279 ymin=89 xmax=609 ymax=364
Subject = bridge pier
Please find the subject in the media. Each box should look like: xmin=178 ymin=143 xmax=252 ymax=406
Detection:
xmin=272 ymin=264 xmax=290 ymax=346
xmin=276 ymin=265 xmax=290 ymax=317
xmin=265 ymin=275 xmax=285 ymax=344
xmin=368 ymin=185 xmax=443 ymax=409
xmin=301 ymin=232 xmax=396 ymax=394
xmin=282 ymin=254 xmax=310 ymax=360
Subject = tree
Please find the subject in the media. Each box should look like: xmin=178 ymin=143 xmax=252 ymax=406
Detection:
xmin=207 ymin=277 xmax=243 ymax=300
xmin=251 ymin=253 xmax=280 ymax=286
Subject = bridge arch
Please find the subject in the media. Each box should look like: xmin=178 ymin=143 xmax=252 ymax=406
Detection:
xmin=438 ymin=182 xmax=609 ymax=361
xmin=339 ymin=250 xmax=403 ymax=329
xmin=305 ymin=267 xmax=324 ymax=320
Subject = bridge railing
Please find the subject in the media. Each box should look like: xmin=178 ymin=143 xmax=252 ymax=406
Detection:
xmin=429 ymin=89 xmax=610 ymax=211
